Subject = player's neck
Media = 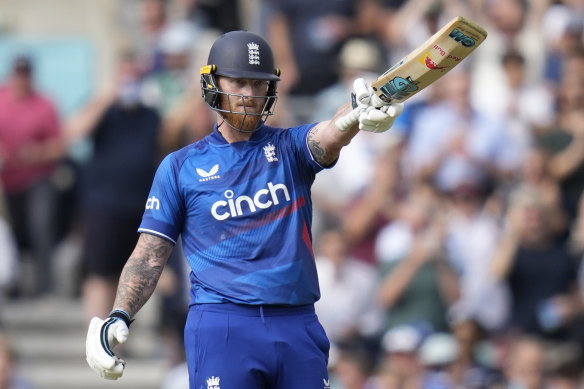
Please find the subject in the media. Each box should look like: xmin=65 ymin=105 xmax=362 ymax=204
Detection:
xmin=216 ymin=121 xmax=253 ymax=143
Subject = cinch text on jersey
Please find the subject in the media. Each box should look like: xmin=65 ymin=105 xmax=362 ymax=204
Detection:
xmin=211 ymin=182 xmax=291 ymax=220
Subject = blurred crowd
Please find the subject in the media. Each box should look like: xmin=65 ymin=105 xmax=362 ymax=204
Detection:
xmin=0 ymin=0 xmax=584 ymax=388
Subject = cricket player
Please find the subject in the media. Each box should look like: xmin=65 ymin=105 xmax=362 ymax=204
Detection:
xmin=86 ymin=30 xmax=403 ymax=389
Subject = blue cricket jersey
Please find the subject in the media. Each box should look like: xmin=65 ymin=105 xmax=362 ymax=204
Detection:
xmin=139 ymin=123 xmax=328 ymax=306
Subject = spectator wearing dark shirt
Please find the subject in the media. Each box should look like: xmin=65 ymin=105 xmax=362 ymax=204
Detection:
xmin=491 ymin=186 xmax=580 ymax=341
xmin=66 ymin=52 xmax=161 ymax=322
xmin=264 ymin=0 xmax=358 ymax=124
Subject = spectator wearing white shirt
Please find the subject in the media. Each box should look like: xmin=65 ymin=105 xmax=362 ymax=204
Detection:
xmin=314 ymin=228 xmax=383 ymax=350
xmin=404 ymin=68 xmax=521 ymax=193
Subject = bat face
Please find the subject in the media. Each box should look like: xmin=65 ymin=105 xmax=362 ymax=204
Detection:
xmin=371 ymin=16 xmax=488 ymax=104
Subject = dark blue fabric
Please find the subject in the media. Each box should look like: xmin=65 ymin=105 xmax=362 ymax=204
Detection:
xmin=184 ymin=303 xmax=329 ymax=389
xmin=81 ymin=104 xmax=161 ymax=216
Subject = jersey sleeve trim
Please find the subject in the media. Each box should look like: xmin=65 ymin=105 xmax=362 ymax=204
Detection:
xmin=137 ymin=228 xmax=177 ymax=245
xmin=138 ymin=217 xmax=180 ymax=244
xmin=303 ymin=123 xmax=338 ymax=171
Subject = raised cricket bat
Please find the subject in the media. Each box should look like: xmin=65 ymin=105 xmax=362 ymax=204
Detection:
xmin=371 ymin=16 xmax=487 ymax=104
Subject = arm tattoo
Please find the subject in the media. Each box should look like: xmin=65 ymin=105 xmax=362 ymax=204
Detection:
xmin=114 ymin=233 xmax=173 ymax=317
xmin=308 ymin=127 xmax=337 ymax=166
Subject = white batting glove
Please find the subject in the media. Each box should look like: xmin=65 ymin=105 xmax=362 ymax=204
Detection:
xmin=358 ymin=104 xmax=404 ymax=133
xmin=86 ymin=310 xmax=132 ymax=380
xmin=335 ymin=78 xmax=403 ymax=133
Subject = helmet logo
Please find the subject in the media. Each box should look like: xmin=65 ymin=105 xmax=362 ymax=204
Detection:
xmin=247 ymin=42 xmax=260 ymax=65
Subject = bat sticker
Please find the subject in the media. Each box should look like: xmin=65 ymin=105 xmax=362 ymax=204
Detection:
xmin=449 ymin=28 xmax=475 ymax=47
xmin=370 ymin=16 xmax=487 ymax=104
xmin=377 ymin=76 xmax=420 ymax=102
xmin=419 ymin=52 xmax=448 ymax=72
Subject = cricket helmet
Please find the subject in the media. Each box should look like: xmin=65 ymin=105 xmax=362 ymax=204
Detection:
xmin=201 ymin=30 xmax=281 ymax=132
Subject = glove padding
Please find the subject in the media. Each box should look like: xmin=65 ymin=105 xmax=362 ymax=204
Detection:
xmin=358 ymin=104 xmax=404 ymax=133
xmin=335 ymin=78 xmax=403 ymax=133
xmin=86 ymin=310 xmax=131 ymax=380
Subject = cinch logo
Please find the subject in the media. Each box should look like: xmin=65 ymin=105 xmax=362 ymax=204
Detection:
xmin=449 ymin=28 xmax=475 ymax=47
xmin=146 ymin=196 xmax=160 ymax=210
xmin=211 ymin=182 xmax=290 ymax=220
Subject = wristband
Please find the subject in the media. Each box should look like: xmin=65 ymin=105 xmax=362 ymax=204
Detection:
xmin=108 ymin=310 xmax=134 ymax=328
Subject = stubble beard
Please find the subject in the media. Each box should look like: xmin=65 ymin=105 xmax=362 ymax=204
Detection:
xmin=219 ymin=96 xmax=261 ymax=132
xmin=219 ymin=96 xmax=262 ymax=132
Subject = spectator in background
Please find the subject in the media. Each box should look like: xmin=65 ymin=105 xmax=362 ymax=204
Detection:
xmin=314 ymin=227 xmax=383 ymax=354
xmin=66 ymin=51 xmax=162 ymax=322
xmin=180 ymin=0 xmax=242 ymax=33
xmin=475 ymin=49 xmax=555 ymax=154
xmin=374 ymin=185 xmax=459 ymax=334
xmin=142 ymin=20 xmax=217 ymax=154
xmin=416 ymin=329 xmax=505 ymax=388
xmin=0 ymin=333 xmax=35 ymax=389
xmin=444 ymin=181 xmax=510 ymax=334
xmin=404 ymin=68 xmax=521 ymax=193
xmin=135 ymin=0 xmax=169 ymax=75
xmin=0 ymin=55 xmax=65 ymax=296
xmin=142 ymin=21 xmax=197 ymax=116
xmin=469 ymin=0 xmax=549 ymax=113
xmin=511 ymin=146 xmax=568 ymax=241
xmin=542 ymin=9 xmax=584 ymax=92
xmin=341 ymin=148 xmax=403 ymax=264
xmin=500 ymin=336 xmax=547 ymax=389
xmin=449 ymin=318 xmax=506 ymax=388
xmin=418 ymin=332 xmax=460 ymax=389
xmin=328 ymin=344 xmax=377 ymax=389
xmin=264 ymin=0 xmax=358 ymax=124
xmin=545 ymin=342 xmax=584 ymax=389
xmin=491 ymin=186 xmax=581 ymax=341
xmin=372 ymin=324 xmax=423 ymax=389
xmin=311 ymin=37 xmax=386 ymax=122
xmin=538 ymin=59 xmax=584 ymax=221
xmin=358 ymin=0 xmax=465 ymax=66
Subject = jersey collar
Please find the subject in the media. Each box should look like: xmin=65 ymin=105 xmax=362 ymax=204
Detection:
xmin=208 ymin=123 xmax=270 ymax=145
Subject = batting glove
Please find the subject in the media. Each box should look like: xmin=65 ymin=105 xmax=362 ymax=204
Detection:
xmin=86 ymin=310 xmax=132 ymax=380
xmin=358 ymin=104 xmax=404 ymax=133
xmin=335 ymin=78 xmax=403 ymax=133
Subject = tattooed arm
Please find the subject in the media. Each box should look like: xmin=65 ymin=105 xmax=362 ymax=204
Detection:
xmin=112 ymin=233 xmax=173 ymax=318
xmin=307 ymin=102 xmax=360 ymax=167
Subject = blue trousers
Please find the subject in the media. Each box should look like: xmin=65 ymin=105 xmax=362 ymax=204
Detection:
xmin=184 ymin=303 xmax=330 ymax=389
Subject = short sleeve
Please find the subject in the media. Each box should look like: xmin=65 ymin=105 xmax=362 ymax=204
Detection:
xmin=138 ymin=153 xmax=185 ymax=244
xmin=287 ymin=123 xmax=336 ymax=174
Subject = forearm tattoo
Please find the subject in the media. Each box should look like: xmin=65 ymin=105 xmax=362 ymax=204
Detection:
xmin=308 ymin=127 xmax=337 ymax=167
xmin=114 ymin=233 xmax=173 ymax=317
